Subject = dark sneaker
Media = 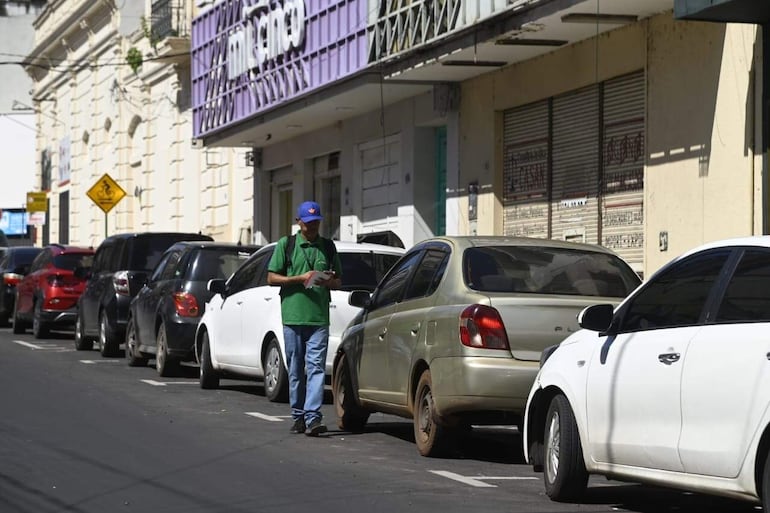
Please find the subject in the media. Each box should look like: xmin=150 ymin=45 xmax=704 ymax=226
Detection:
xmin=305 ymin=419 xmax=328 ymax=437
xmin=290 ymin=418 xmax=306 ymax=434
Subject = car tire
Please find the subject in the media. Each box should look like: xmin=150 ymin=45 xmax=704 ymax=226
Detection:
xmin=32 ymin=300 xmax=50 ymax=339
xmin=263 ymin=337 xmax=289 ymax=403
xmin=155 ymin=321 xmax=179 ymax=377
xmin=11 ymin=295 xmax=25 ymax=334
xmin=333 ymin=353 xmax=369 ymax=433
xmin=762 ymin=450 xmax=770 ymax=512
xmin=199 ymin=331 xmax=220 ymax=390
xmin=413 ymin=369 xmax=452 ymax=457
xmin=0 ymin=312 xmax=9 ymax=328
xmin=74 ymin=309 xmax=93 ymax=351
xmin=125 ymin=317 xmax=148 ymax=367
xmin=99 ymin=311 xmax=119 ymax=357
xmin=543 ymin=393 xmax=588 ymax=501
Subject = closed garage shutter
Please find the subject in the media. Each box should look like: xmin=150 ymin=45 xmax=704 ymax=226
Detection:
xmin=359 ymin=134 xmax=401 ymax=234
xmin=602 ymin=71 xmax=645 ymax=271
xmin=552 ymin=85 xmax=600 ymax=244
xmin=502 ymin=100 xmax=550 ymax=238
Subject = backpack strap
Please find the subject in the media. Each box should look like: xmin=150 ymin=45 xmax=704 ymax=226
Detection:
xmin=282 ymin=234 xmax=296 ymax=275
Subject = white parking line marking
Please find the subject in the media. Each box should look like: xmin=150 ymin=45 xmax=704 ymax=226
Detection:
xmin=245 ymin=412 xmax=286 ymax=422
xmin=139 ymin=380 xmax=198 ymax=386
xmin=429 ymin=470 xmax=537 ymax=488
xmin=12 ymin=340 xmax=45 ymax=349
xmin=80 ymin=359 xmax=121 ymax=364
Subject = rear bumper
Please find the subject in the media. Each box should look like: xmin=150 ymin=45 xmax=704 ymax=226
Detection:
xmin=40 ymin=306 xmax=77 ymax=325
xmin=430 ymin=356 xmax=540 ymax=420
xmin=163 ymin=317 xmax=199 ymax=359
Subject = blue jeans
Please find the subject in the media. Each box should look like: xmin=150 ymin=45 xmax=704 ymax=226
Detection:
xmin=283 ymin=325 xmax=328 ymax=425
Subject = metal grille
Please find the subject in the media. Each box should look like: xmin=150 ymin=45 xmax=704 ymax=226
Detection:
xmin=359 ymin=135 xmax=401 ymax=233
xmin=151 ymin=0 xmax=189 ymax=39
xmin=551 ymin=85 xmax=600 ymax=244
xmin=602 ymin=70 xmax=645 ymax=270
xmin=502 ymin=100 xmax=549 ymax=238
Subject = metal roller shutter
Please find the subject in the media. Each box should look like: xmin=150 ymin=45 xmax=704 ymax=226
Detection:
xmin=552 ymin=85 xmax=600 ymax=244
xmin=602 ymin=71 xmax=645 ymax=271
xmin=502 ymin=100 xmax=550 ymax=238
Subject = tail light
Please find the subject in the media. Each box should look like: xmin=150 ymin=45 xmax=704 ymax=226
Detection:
xmin=113 ymin=271 xmax=130 ymax=296
xmin=47 ymin=274 xmax=64 ymax=287
xmin=3 ymin=273 xmax=22 ymax=286
xmin=173 ymin=292 xmax=200 ymax=317
xmin=459 ymin=304 xmax=510 ymax=350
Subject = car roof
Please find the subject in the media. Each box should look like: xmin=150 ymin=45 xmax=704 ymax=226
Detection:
xmin=46 ymin=243 xmax=94 ymax=254
xmin=167 ymin=241 xmax=261 ymax=251
xmin=260 ymin=239 xmax=405 ymax=255
xmin=417 ymin=235 xmax=619 ymax=255
xmin=102 ymin=232 xmax=214 ymax=241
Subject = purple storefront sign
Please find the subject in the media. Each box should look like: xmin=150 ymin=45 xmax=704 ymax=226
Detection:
xmin=191 ymin=0 xmax=369 ymax=139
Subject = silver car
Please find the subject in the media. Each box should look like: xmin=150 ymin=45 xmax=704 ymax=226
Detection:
xmin=332 ymin=236 xmax=640 ymax=456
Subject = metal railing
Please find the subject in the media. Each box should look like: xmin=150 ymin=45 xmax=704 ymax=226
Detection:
xmin=150 ymin=0 xmax=189 ymax=39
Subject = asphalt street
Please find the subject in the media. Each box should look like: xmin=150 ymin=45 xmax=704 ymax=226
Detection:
xmin=0 ymin=326 xmax=760 ymax=513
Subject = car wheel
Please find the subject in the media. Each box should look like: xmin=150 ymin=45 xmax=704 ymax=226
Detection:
xmin=263 ymin=337 xmax=289 ymax=403
xmin=155 ymin=322 xmax=179 ymax=377
xmin=11 ymin=295 xmax=25 ymax=335
xmin=333 ymin=353 xmax=369 ymax=433
xmin=543 ymin=394 xmax=588 ymax=501
xmin=99 ymin=311 xmax=119 ymax=357
xmin=199 ymin=331 xmax=220 ymax=390
xmin=125 ymin=318 xmax=148 ymax=367
xmin=413 ymin=369 xmax=452 ymax=457
xmin=32 ymin=300 xmax=50 ymax=339
xmin=762 ymin=450 xmax=770 ymax=512
xmin=74 ymin=310 xmax=93 ymax=351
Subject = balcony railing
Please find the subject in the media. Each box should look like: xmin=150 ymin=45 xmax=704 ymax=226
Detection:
xmin=150 ymin=0 xmax=188 ymax=39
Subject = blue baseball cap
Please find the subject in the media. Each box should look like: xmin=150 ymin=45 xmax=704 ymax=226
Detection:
xmin=297 ymin=201 xmax=323 ymax=223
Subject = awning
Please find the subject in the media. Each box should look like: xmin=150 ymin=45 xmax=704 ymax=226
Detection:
xmin=675 ymin=0 xmax=770 ymax=23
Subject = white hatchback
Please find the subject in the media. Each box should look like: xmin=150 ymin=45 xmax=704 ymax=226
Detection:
xmin=194 ymin=241 xmax=404 ymax=401
xmin=523 ymin=236 xmax=770 ymax=508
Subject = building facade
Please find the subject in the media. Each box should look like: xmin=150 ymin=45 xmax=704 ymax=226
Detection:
xmin=25 ymin=0 xmax=768 ymax=277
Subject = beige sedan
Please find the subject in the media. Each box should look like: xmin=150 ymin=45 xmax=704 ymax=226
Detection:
xmin=332 ymin=236 xmax=640 ymax=456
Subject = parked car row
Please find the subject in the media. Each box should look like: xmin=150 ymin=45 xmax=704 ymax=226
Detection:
xmin=11 ymin=230 xmax=766 ymax=509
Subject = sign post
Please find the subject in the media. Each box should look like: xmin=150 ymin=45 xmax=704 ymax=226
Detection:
xmin=86 ymin=173 xmax=127 ymax=238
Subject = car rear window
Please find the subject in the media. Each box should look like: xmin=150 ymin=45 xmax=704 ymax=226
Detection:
xmin=188 ymin=248 xmax=256 ymax=281
xmin=10 ymin=248 xmax=43 ymax=266
xmin=126 ymin=235 xmax=210 ymax=272
xmin=464 ymin=246 xmax=640 ymax=297
xmin=54 ymin=253 xmax=94 ymax=271
xmin=339 ymin=252 xmax=402 ymax=292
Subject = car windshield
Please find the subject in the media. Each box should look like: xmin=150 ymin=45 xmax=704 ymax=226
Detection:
xmin=188 ymin=248 xmax=256 ymax=281
xmin=54 ymin=253 xmax=94 ymax=271
xmin=10 ymin=248 xmax=43 ymax=266
xmin=339 ymin=252 xmax=402 ymax=292
xmin=464 ymin=246 xmax=640 ymax=297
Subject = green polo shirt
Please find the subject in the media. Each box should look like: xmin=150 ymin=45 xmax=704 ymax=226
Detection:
xmin=267 ymin=234 xmax=342 ymax=326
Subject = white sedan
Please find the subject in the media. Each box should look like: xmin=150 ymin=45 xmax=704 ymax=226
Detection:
xmin=524 ymin=236 xmax=770 ymax=508
xmin=194 ymin=240 xmax=404 ymax=401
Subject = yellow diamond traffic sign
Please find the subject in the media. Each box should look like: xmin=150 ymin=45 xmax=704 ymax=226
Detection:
xmin=87 ymin=173 xmax=126 ymax=214
xmin=26 ymin=191 xmax=48 ymax=212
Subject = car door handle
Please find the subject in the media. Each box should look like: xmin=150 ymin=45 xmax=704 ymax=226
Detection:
xmin=410 ymin=323 xmax=421 ymax=335
xmin=236 ymin=301 xmax=243 ymax=306
xmin=378 ymin=328 xmax=387 ymax=340
xmin=263 ymin=297 xmax=272 ymax=301
xmin=658 ymin=352 xmax=680 ymax=365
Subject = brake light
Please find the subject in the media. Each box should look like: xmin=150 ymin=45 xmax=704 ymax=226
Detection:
xmin=3 ymin=273 xmax=22 ymax=286
xmin=173 ymin=292 xmax=200 ymax=317
xmin=113 ymin=271 xmax=130 ymax=296
xmin=47 ymin=274 xmax=64 ymax=287
xmin=459 ymin=304 xmax=510 ymax=350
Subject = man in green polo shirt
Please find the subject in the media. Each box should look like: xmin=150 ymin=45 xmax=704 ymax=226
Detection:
xmin=267 ymin=201 xmax=342 ymax=436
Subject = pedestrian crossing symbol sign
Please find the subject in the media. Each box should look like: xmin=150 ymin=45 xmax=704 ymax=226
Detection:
xmin=87 ymin=173 xmax=126 ymax=214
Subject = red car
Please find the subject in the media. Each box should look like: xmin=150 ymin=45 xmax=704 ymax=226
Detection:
xmin=14 ymin=244 xmax=95 ymax=338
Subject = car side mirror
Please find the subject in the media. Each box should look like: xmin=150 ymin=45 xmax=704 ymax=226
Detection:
xmin=349 ymin=290 xmax=371 ymax=309
xmin=73 ymin=266 xmax=92 ymax=280
xmin=578 ymin=304 xmax=614 ymax=332
xmin=208 ymin=278 xmax=227 ymax=296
